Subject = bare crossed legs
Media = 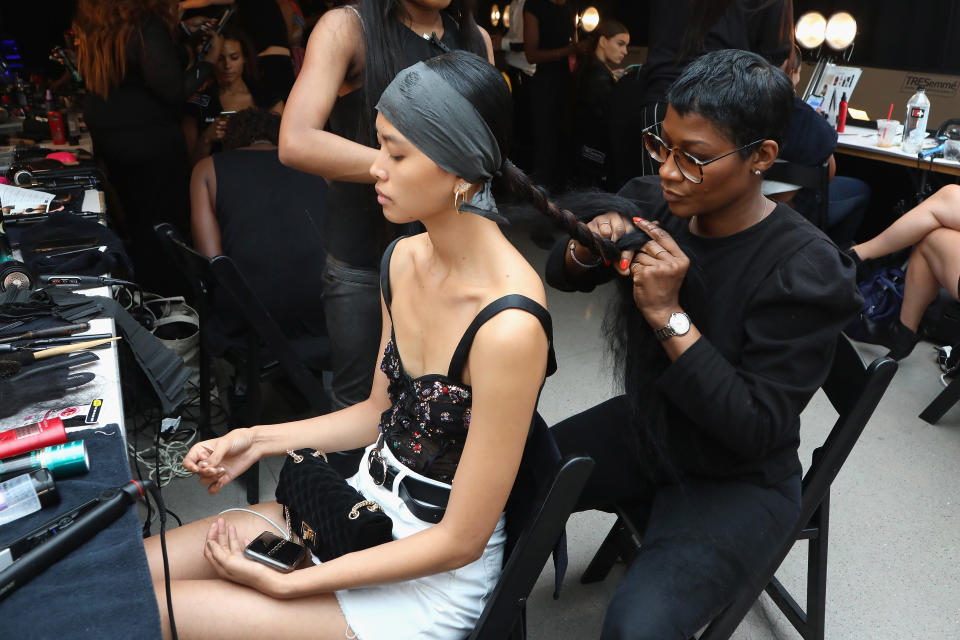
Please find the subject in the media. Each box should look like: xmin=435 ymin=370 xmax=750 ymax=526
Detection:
xmin=851 ymin=184 xmax=960 ymax=332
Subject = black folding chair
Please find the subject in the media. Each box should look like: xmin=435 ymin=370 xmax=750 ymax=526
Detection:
xmin=580 ymin=335 xmax=898 ymax=640
xmin=154 ymin=223 xmax=331 ymax=503
xmin=919 ymin=375 xmax=960 ymax=424
xmin=469 ymin=454 xmax=595 ymax=640
xmin=766 ymin=159 xmax=831 ymax=230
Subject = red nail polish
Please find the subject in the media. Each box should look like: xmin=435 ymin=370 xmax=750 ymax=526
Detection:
xmin=604 ymin=259 xmax=611 ymax=266
xmin=619 ymin=259 xmax=629 ymax=270
xmin=633 ymin=217 xmax=643 ymax=225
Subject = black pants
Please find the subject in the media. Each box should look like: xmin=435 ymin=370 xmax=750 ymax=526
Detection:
xmin=552 ymin=396 xmax=801 ymax=640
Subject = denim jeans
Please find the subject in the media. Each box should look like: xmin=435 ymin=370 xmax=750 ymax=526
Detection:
xmin=321 ymin=256 xmax=382 ymax=411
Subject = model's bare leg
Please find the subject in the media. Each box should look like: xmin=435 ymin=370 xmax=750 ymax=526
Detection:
xmin=900 ymin=246 xmax=943 ymax=331
xmin=882 ymin=227 xmax=960 ymax=360
xmin=153 ymin=577 xmax=349 ymax=640
xmin=853 ymin=184 xmax=960 ymax=260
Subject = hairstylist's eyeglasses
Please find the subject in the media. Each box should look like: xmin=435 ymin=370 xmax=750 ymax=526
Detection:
xmin=642 ymin=123 xmax=764 ymax=184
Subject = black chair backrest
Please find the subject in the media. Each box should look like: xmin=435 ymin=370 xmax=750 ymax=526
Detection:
xmin=765 ymin=159 xmax=831 ymax=229
xmin=803 ymin=334 xmax=896 ymax=505
xmin=153 ymin=223 xmax=327 ymax=413
xmin=469 ymin=455 xmax=595 ymax=640
xmin=700 ymin=334 xmax=897 ymax=639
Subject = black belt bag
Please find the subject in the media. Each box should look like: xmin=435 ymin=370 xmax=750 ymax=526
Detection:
xmin=367 ymin=446 xmax=450 ymax=524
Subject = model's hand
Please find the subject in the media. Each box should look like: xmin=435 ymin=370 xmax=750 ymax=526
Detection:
xmin=628 ymin=217 xmax=689 ymax=324
xmin=204 ymin=518 xmax=281 ymax=595
xmin=183 ymin=429 xmax=259 ymax=494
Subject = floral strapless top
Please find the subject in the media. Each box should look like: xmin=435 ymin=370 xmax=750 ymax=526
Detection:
xmin=378 ymin=336 xmax=471 ymax=483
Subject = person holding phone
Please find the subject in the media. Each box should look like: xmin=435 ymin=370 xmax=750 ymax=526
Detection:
xmin=144 ymin=51 xmax=608 ymax=640
xmin=182 ymin=25 xmax=284 ymax=164
xmin=545 ymin=49 xmax=862 ymax=638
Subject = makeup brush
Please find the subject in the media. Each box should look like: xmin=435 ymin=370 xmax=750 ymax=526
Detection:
xmin=0 ymin=337 xmax=120 ymax=366
xmin=0 ymin=322 xmax=90 ymax=344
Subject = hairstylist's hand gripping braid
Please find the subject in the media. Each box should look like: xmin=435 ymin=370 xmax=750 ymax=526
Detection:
xmin=628 ymin=217 xmax=701 ymax=360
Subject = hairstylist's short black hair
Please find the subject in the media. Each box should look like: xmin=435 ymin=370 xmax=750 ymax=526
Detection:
xmin=667 ymin=48 xmax=794 ymax=154
xmin=422 ymin=51 xmax=514 ymax=157
xmin=222 ymin=108 xmax=281 ymax=150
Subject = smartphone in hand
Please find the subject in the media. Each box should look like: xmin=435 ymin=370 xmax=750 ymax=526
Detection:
xmin=244 ymin=531 xmax=308 ymax=573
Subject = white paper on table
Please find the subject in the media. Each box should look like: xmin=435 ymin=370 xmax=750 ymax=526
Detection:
xmin=0 ymin=183 xmax=54 ymax=215
xmin=81 ymin=189 xmax=104 ymax=213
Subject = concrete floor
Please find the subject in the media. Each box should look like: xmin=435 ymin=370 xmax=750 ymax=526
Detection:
xmin=141 ymin=226 xmax=960 ymax=639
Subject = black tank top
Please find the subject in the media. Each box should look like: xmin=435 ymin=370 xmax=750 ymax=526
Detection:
xmin=324 ymin=12 xmax=465 ymax=268
xmin=208 ymin=148 xmax=329 ymax=366
xmin=377 ymin=237 xmax=557 ymax=482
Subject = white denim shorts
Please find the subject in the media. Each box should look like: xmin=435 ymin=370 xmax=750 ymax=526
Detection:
xmin=330 ymin=443 xmax=506 ymax=640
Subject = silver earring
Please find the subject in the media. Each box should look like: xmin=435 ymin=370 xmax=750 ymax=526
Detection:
xmin=754 ymin=169 xmax=762 ymax=176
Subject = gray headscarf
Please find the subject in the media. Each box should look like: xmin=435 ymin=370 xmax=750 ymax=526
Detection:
xmin=376 ymin=60 xmax=507 ymax=224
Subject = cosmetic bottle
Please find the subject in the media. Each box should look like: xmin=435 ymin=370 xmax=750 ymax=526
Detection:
xmin=0 ymin=469 xmax=58 ymax=526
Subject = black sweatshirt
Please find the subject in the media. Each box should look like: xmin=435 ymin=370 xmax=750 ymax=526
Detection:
xmin=546 ymin=177 xmax=863 ymax=487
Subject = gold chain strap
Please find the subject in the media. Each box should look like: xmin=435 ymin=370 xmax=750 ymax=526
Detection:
xmin=286 ymin=449 xmax=328 ymax=464
xmin=349 ymin=500 xmax=382 ymax=520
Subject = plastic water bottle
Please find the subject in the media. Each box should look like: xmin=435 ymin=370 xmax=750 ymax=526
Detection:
xmin=902 ymin=87 xmax=931 ymax=154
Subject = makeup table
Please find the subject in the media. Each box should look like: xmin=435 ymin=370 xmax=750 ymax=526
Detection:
xmin=835 ymin=124 xmax=960 ymax=177
xmin=0 ymin=289 xmax=160 ymax=635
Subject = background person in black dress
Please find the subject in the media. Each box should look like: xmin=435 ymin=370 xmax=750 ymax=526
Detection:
xmin=522 ymin=0 xmax=589 ymax=190
xmin=571 ymin=19 xmax=630 ymax=189
xmin=75 ymin=0 xmax=222 ymax=294
xmin=546 ymin=50 xmax=862 ymax=639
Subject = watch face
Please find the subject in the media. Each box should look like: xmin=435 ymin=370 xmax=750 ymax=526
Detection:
xmin=669 ymin=312 xmax=691 ymax=335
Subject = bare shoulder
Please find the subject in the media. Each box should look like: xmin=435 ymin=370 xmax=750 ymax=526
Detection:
xmin=191 ymin=155 xmax=215 ymax=183
xmin=477 ymin=25 xmax=495 ymax=63
xmin=469 ymin=305 xmax=550 ymax=384
xmin=499 ymin=247 xmax=548 ymax=307
xmin=308 ymin=5 xmax=364 ymax=56
xmin=315 ymin=5 xmax=364 ymax=34
xmin=384 ymin=234 xmax=422 ymax=286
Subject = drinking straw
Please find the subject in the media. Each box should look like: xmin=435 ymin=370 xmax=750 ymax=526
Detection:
xmin=880 ymin=103 xmax=895 ymax=144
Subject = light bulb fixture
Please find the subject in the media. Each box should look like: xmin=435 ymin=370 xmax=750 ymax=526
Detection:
xmin=795 ymin=11 xmax=826 ymax=49
xmin=503 ymin=4 xmax=510 ymax=29
xmin=824 ymin=12 xmax=857 ymax=50
xmin=490 ymin=4 xmax=501 ymax=27
xmin=580 ymin=7 xmax=600 ymax=33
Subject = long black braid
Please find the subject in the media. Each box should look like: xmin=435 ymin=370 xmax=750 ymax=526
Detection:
xmin=498 ymin=159 xmax=655 ymax=263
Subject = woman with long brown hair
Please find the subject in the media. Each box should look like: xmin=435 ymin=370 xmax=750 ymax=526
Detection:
xmin=74 ymin=0 xmax=222 ymax=293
